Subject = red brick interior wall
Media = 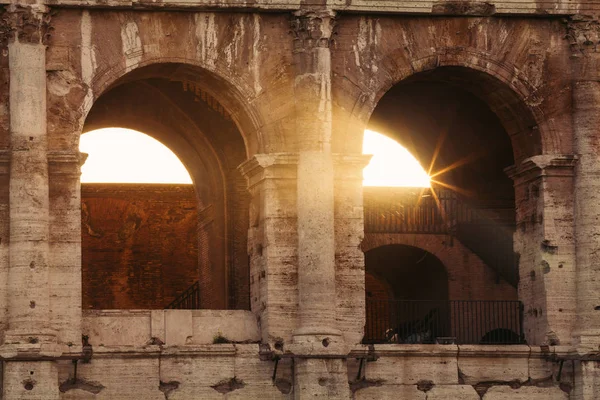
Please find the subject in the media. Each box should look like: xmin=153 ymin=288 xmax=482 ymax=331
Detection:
xmin=81 ymin=183 xmax=199 ymax=309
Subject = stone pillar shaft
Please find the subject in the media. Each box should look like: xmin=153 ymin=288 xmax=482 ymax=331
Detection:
xmin=291 ymin=9 xmax=339 ymax=340
xmin=573 ymin=80 xmax=600 ymax=348
xmin=239 ymin=154 xmax=300 ymax=343
xmin=6 ymin=31 xmax=54 ymax=342
xmin=48 ymin=152 xmax=85 ymax=344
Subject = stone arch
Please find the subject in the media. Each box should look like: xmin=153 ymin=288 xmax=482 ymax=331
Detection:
xmin=339 ymin=48 xmax=558 ymax=162
xmin=81 ymin=59 xmax=265 ymax=157
xmin=361 ymin=233 xmax=517 ymax=302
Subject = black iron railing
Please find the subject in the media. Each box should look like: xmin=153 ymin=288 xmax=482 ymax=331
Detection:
xmin=364 ymin=299 xmax=525 ymax=345
xmin=166 ymin=281 xmax=200 ymax=309
xmin=363 ymin=187 xmax=514 ymax=234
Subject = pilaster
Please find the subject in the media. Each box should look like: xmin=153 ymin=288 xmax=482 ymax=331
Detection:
xmin=507 ymin=155 xmax=577 ymax=346
xmin=572 ymin=80 xmax=600 ymax=350
xmin=48 ymin=151 xmax=86 ymax=345
xmin=333 ymin=154 xmax=371 ymax=345
xmin=239 ymin=153 xmax=299 ymax=344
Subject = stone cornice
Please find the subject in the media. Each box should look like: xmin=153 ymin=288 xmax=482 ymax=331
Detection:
xmin=505 ymin=155 xmax=578 ymax=183
xmin=9 ymin=1 xmax=596 ymax=16
xmin=238 ymin=153 xmax=299 ymax=187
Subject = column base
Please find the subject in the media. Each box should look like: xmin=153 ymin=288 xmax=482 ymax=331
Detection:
xmin=293 ymin=358 xmax=350 ymax=400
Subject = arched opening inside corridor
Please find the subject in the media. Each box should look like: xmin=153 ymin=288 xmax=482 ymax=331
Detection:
xmin=81 ymin=63 xmax=251 ymax=311
xmin=362 ymin=66 xmax=536 ymax=344
xmin=364 ymin=245 xmax=450 ymax=344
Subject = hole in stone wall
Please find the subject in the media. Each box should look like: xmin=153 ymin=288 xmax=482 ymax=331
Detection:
xmin=24 ymin=382 xmax=34 ymax=391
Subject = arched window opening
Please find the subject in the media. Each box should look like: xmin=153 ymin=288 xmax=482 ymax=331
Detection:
xmin=363 ymin=67 xmax=529 ymax=345
xmin=80 ymin=128 xmax=199 ymax=310
xmin=80 ymin=64 xmax=252 ymax=312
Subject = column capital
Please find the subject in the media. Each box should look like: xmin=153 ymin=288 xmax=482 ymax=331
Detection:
xmin=1 ymin=4 xmax=51 ymax=46
xmin=290 ymin=9 xmax=336 ymax=52
xmin=565 ymin=15 xmax=600 ymax=57
xmin=505 ymin=154 xmax=578 ymax=183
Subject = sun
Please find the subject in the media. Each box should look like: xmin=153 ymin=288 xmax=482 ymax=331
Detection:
xmin=362 ymin=129 xmax=431 ymax=187
xmin=79 ymin=128 xmax=193 ymax=184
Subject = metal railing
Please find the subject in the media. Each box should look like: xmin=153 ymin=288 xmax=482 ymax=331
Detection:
xmin=363 ymin=187 xmax=513 ymax=234
xmin=364 ymin=299 xmax=525 ymax=345
xmin=166 ymin=281 xmax=200 ymax=309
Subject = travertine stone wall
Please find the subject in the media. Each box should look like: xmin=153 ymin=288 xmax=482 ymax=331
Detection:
xmin=1 ymin=1 xmax=600 ymax=398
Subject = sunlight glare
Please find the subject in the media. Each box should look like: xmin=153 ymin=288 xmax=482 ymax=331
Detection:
xmin=363 ymin=129 xmax=430 ymax=187
xmin=80 ymin=128 xmax=193 ymax=184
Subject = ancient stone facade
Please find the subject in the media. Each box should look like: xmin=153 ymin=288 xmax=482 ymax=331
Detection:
xmin=0 ymin=0 xmax=600 ymax=399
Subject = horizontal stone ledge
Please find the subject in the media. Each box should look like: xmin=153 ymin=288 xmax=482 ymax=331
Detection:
xmin=14 ymin=0 xmax=590 ymax=16
xmin=348 ymin=344 xmax=572 ymax=359
xmin=0 ymin=343 xmax=84 ymax=361
xmin=72 ymin=344 xmax=243 ymax=358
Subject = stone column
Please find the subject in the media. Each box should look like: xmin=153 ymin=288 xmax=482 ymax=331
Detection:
xmin=239 ymin=153 xmax=299 ymax=344
xmin=507 ymin=155 xmax=577 ymax=346
xmin=4 ymin=3 xmax=54 ymax=345
xmin=288 ymin=9 xmax=351 ymax=399
xmin=1 ymin=4 xmax=60 ymax=400
xmin=290 ymin=8 xmax=339 ymax=343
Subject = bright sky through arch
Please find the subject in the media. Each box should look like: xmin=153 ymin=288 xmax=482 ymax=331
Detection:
xmin=362 ymin=129 xmax=431 ymax=187
xmin=80 ymin=128 xmax=193 ymax=184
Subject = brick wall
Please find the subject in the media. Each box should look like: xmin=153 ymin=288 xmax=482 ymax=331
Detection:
xmin=81 ymin=183 xmax=199 ymax=309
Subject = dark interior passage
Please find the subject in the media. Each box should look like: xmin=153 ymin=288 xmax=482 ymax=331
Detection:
xmin=365 ymin=244 xmax=449 ymax=301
